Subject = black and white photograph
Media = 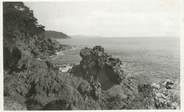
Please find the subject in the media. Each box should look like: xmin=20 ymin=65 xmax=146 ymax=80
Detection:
xmin=2 ymin=0 xmax=182 ymax=110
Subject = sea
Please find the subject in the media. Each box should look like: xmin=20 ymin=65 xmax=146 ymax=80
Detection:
xmin=55 ymin=37 xmax=180 ymax=84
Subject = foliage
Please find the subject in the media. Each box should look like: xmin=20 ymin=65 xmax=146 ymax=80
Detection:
xmin=3 ymin=2 xmax=74 ymax=110
xmin=4 ymin=71 xmax=30 ymax=103
xmin=3 ymin=2 xmax=44 ymax=41
xmin=3 ymin=2 xmax=68 ymax=70
xmin=4 ymin=97 xmax=27 ymax=110
xmin=26 ymin=60 xmax=63 ymax=104
xmin=44 ymin=30 xmax=70 ymax=39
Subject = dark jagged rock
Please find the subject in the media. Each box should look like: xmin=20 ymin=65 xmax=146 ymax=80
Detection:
xmin=72 ymin=46 xmax=126 ymax=90
xmin=71 ymin=46 xmax=139 ymax=109
xmin=161 ymin=79 xmax=175 ymax=89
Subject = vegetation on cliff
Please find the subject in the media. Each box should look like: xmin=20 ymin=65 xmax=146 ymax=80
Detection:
xmin=44 ymin=30 xmax=70 ymax=39
xmin=3 ymin=2 xmax=72 ymax=110
xmin=3 ymin=2 xmax=69 ymax=70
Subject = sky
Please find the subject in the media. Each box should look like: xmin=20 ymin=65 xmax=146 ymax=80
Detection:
xmin=25 ymin=0 xmax=180 ymax=37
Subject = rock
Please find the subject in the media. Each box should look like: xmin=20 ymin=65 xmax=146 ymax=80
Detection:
xmin=59 ymin=64 xmax=73 ymax=73
xmin=151 ymin=83 xmax=160 ymax=89
xmin=138 ymin=80 xmax=179 ymax=109
xmin=92 ymin=46 xmax=104 ymax=57
xmin=71 ymin=46 xmax=139 ymax=109
xmin=161 ymin=79 xmax=174 ymax=89
xmin=80 ymin=47 xmax=92 ymax=58
xmin=72 ymin=46 xmax=126 ymax=90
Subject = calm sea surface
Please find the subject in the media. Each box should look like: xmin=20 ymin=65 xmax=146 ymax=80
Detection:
xmin=55 ymin=37 xmax=180 ymax=83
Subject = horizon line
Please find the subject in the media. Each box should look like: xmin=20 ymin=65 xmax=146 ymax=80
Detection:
xmin=69 ymin=35 xmax=179 ymax=38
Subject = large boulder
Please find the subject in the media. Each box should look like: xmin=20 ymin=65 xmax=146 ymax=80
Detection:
xmin=72 ymin=46 xmax=126 ymax=90
xmin=71 ymin=46 xmax=139 ymax=109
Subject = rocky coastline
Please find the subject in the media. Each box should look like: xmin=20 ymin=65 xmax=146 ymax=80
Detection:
xmin=3 ymin=2 xmax=180 ymax=110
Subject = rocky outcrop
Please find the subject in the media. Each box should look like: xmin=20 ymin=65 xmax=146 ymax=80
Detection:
xmin=138 ymin=79 xmax=179 ymax=109
xmin=71 ymin=46 xmax=139 ymax=109
xmin=72 ymin=46 xmax=125 ymax=90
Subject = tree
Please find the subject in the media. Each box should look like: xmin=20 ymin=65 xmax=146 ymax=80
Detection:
xmin=3 ymin=2 xmax=45 ymax=69
xmin=3 ymin=2 xmax=45 ymax=42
